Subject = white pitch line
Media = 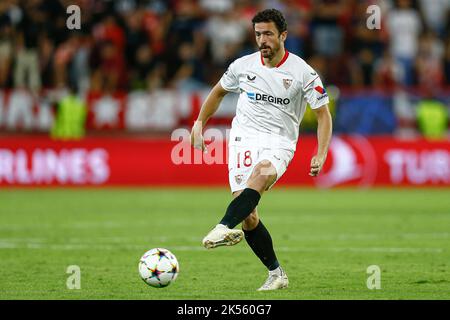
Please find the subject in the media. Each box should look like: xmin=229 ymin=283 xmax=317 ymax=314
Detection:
xmin=0 ymin=241 xmax=444 ymax=253
xmin=1 ymin=232 xmax=450 ymax=244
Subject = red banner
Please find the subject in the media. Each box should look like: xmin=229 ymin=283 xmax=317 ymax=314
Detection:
xmin=0 ymin=136 xmax=449 ymax=187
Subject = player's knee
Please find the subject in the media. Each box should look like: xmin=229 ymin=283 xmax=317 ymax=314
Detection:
xmin=252 ymin=161 xmax=275 ymax=179
xmin=249 ymin=161 xmax=277 ymax=191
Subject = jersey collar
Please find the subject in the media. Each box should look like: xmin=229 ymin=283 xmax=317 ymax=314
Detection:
xmin=260 ymin=50 xmax=289 ymax=68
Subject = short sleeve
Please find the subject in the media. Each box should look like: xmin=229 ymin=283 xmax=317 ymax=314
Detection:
xmin=220 ymin=61 xmax=240 ymax=93
xmin=302 ymin=66 xmax=329 ymax=109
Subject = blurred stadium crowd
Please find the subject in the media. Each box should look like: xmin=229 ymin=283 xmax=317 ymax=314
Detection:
xmin=0 ymin=0 xmax=449 ymax=95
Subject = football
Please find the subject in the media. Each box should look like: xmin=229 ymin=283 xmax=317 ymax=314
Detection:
xmin=138 ymin=248 xmax=179 ymax=288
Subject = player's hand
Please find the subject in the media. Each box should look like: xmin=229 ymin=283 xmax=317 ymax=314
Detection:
xmin=309 ymin=155 xmax=326 ymax=177
xmin=190 ymin=121 xmax=207 ymax=153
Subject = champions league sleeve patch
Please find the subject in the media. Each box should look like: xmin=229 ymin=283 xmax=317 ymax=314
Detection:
xmin=304 ymin=79 xmax=329 ymax=108
xmin=314 ymin=86 xmax=326 ymax=94
xmin=314 ymin=85 xmax=328 ymax=102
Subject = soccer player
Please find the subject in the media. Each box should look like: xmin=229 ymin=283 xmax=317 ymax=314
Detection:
xmin=190 ymin=9 xmax=332 ymax=291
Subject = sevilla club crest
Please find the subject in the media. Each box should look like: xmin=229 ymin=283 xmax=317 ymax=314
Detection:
xmin=283 ymin=79 xmax=292 ymax=89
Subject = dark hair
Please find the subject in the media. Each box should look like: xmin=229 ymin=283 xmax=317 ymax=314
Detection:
xmin=252 ymin=9 xmax=287 ymax=35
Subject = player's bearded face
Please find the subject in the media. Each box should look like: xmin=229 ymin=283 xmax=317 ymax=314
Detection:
xmin=255 ymin=22 xmax=284 ymax=60
xmin=259 ymin=38 xmax=281 ymax=59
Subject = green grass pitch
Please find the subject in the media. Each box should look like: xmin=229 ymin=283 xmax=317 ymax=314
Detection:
xmin=0 ymin=187 xmax=449 ymax=300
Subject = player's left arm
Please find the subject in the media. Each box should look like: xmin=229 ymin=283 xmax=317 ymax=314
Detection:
xmin=310 ymin=104 xmax=332 ymax=177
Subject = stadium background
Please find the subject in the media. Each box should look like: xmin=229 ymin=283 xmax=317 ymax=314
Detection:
xmin=0 ymin=0 xmax=449 ymax=300
xmin=0 ymin=0 xmax=449 ymax=187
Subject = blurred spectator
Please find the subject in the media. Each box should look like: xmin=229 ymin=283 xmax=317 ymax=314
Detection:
xmin=69 ymin=32 xmax=92 ymax=95
xmin=350 ymin=1 xmax=387 ymax=87
xmin=169 ymin=42 xmax=207 ymax=91
xmin=204 ymin=7 xmax=247 ymax=66
xmin=14 ymin=0 xmax=45 ymax=94
xmin=51 ymin=83 xmax=87 ymax=140
xmin=310 ymin=0 xmax=348 ymax=57
xmin=142 ymin=2 xmax=171 ymax=56
xmin=386 ymin=0 xmax=423 ymax=86
xmin=355 ymin=48 xmax=376 ymax=87
xmin=373 ymin=51 xmax=404 ymax=90
xmin=235 ymin=0 xmax=262 ymax=21
xmin=417 ymin=98 xmax=448 ymax=140
xmin=0 ymin=2 xmax=14 ymax=88
xmin=168 ymin=0 xmax=204 ymax=48
xmin=268 ymin=0 xmax=312 ymax=56
xmin=93 ymin=14 xmax=125 ymax=51
xmin=392 ymin=90 xmax=415 ymax=137
xmin=53 ymin=34 xmax=81 ymax=89
xmin=38 ymin=34 xmax=55 ymax=88
xmin=124 ymin=9 xmax=148 ymax=70
xmin=129 ymin=43 xmax=164 ymax=91
xmin=200 ymin=0 xmax=234 ymax=13
xmin=415 ymin=31 xmax=445 ymax=93
xmin=445 ymin=35 xmax=450 ymax=85
xmin=329 ymin=53 xmax=358 ymax=86
xmin=418 ymin=0 xmax=449 ymax=37
xmin=90 ymin=40 xmax=126 ymax=93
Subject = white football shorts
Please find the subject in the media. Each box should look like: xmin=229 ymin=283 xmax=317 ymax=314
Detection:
xmin=228 ymin=143 xmax=294 ymax=193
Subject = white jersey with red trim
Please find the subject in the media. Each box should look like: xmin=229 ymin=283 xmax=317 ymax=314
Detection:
xmin=220 ymin=50 xmax=329 ymax=151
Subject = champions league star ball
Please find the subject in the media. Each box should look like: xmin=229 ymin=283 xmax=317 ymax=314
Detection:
xmin=138 ymin=248 xmax=179 ymax=288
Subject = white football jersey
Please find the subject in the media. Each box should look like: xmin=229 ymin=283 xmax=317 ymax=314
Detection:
xmin=220 ymin=50 xmax=329 ymax=151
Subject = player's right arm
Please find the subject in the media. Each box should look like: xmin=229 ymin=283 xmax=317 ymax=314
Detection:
xmin=190 ymin=82 xmax=229 ymax=152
